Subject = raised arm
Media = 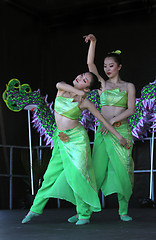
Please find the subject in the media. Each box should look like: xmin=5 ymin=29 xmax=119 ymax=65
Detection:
xmin=83 ymin=34 xmax=104 ymax=82
xmin=80 ymin=98 xmax=131 ymax=148
xmin=56 ymin=82 xmax=86 ymax=97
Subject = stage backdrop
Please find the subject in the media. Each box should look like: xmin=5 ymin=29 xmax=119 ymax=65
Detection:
xmin=0 ymin=1 xmax=156 ymax=209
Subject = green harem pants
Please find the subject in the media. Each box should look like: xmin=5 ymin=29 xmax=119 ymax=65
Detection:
xmin=92 ymin=121 xmax=134 ymax=216
xmin=30 ymin=125 xmax=101 ymax=219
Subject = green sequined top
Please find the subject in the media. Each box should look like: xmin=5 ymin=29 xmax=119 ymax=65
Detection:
xmin=100 ymin=88 xmax=127 ymax=108
xmin=54 ymin=96 xmax=82 ymax=120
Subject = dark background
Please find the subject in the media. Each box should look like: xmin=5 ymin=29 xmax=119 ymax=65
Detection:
xmin=0 ymin=0 xmax=156 ymax=209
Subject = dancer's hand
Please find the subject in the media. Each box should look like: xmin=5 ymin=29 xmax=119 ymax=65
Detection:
xmin=83 ymin=34 xmax=96 ymax=43
xmin=98 ymin=125 xmax=108 ymax=135
xmin=119 ymin=137 xmax=131 ymax=149
xmin=109 ymin=118 xmax=116 ymax=126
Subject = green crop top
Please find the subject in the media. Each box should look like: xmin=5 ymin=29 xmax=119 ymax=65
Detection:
xmin=54 ymin=96 xmax=82 ymax=120
xmin=100 ymin=88 xmax=127 ymax=108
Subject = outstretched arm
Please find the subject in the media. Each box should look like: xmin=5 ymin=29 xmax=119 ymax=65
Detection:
xmin=83 ymin=34 xmax=104 ymax=83
xmin=80 ymin=98 xmax=131 ymax=149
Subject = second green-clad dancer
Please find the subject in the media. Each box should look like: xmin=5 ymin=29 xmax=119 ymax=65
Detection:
xmin=84 ymin=34 xmax=136 ymax=221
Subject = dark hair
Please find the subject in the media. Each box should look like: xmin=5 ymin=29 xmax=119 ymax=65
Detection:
xmin=87 ymin=72 xmax=101 ymax=90
xmin=104 ymin=52 xmax=122 ymax=66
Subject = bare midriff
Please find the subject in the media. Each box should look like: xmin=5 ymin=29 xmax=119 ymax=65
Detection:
xmin=101 ymin=105 xmax=127 ymax=122
xmin=55 ymin=111 xmax=79 ymax=131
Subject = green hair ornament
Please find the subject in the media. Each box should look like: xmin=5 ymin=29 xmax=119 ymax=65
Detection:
xmin=111 ymin=50 xmax=121 ymax=55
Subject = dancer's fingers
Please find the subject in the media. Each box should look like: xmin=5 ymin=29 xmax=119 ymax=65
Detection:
xmin=124 ymin=142 xmax=132 ymax=149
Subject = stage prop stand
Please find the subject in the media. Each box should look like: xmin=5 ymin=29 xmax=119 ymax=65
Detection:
xmin=27 ymin=110 xmax=34 ymax=195
xmin=38 ymin=136 xmax=42 ymax=188
xmin=149 ymin=128 xmax=155 ymax=200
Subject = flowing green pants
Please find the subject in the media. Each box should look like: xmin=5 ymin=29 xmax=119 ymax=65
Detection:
xmin=30 ymin=125 xmax=101 ymax=219
xmin=92 ymin=122 xmax=134 ymax=215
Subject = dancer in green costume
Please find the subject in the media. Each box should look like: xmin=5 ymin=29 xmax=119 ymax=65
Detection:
xmin=84 ymin=34 xmax=136 ymax=221
xmin=22 ymin=72 xmax=130 ymax=225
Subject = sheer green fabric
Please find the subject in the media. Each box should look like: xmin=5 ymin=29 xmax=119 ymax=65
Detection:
xmin=54 ymin=96 xmax=82 ymax=119
xmin=100 ymin=88 xmax=128 ymax=108
xmin=92 ymin=122 xmax=134 ymax=202
xmin=45 ymin=125 xmax=101 ymax=212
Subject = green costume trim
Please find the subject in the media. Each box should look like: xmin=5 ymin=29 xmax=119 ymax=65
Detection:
xmin=100 ymin=88 xmax=127 ymax=108
xmin=54 ymin=96 xmax=82 ymax=120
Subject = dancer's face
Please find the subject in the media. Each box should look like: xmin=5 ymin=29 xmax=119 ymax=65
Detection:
xmin=104 ymin=57 xmax=121 ymax=78
xmin=73 ymin=73 xmax=92 ymax=91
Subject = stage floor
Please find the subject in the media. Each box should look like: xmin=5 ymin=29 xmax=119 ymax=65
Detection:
xmin=0 ymin=208 xmax=156 ymax=240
